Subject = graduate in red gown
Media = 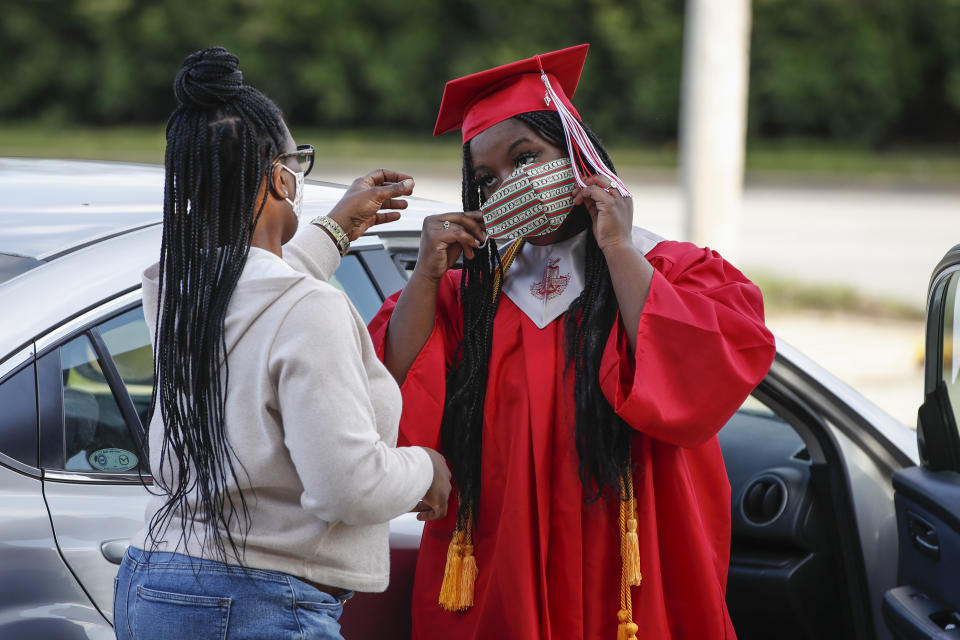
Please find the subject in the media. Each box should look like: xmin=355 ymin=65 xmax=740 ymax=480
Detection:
xmin=368 ymin=45 xmax=776 ymax=640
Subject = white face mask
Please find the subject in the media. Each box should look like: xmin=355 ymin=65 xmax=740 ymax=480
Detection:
xmin=280 ymin=163 xmax=304 ymax=220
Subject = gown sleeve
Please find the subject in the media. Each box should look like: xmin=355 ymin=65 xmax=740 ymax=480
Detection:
xmin=600 ymin=240 xmax=776 ymax=448
xmin=367 ymin=270 xmax=463 ymax=449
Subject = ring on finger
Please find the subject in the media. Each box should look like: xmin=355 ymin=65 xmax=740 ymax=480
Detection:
xmin=442 ymin=220 xmax=451 ymax=230
xmin=606 ymin=184 xmax=620 ymax=196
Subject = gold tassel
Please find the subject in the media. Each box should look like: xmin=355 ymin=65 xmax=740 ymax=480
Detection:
xmin=439 ymin=526 xmax=478 ymax=612
xmin=624 ymin=500 xmax=642 ymax=587
xmin=616 ymin=467 xmax=641 ymax=639
xmin=458 ymin=542 xmax=478 ymax=609
xmin=438 ymin=531 xmax=463 ymax=610
xmin=617 ymin=609 xmax=639 ymax=640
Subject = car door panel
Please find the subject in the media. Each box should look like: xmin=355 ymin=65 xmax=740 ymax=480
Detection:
xmin=43 ymin=479 xmax=149 ymax=623
xmin=884 ymin=585 xmax=960 ymax=640
xmin=885 ymin=468 xmax=960 ymax=639
xmin=885 ymin=248 xmax=960 ymax=639
xmin=35 ymin=303 xmax=154 ymax=625
xmin=0 ymin=464 xmax=115 ymax=639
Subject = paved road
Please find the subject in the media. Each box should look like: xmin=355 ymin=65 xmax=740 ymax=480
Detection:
xmin=631 ymin=178 xmax=959 ymax=310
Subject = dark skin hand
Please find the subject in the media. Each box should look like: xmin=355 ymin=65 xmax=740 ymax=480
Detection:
xmin=324 ymin=168 xmax=415 ymax=242
xmin=383 ymin=119 xmax=654 ymax=386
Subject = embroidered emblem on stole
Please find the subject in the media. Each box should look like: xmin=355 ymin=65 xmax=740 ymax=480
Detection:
xmin=530 ymin=258 xmax=570 ymax=300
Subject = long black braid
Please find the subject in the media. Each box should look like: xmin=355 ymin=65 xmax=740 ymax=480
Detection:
xmin=146 ymin=47 xmax=288 ymax=564
xmin=441 ymin=110 xmax=633 ymax=531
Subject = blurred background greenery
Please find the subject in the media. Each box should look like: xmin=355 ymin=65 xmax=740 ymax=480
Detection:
xmin=2 ymin=0 xmax=959 ymax=159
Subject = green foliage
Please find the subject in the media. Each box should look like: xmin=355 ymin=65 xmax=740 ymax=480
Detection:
xmin=750 ymin=0 xmax=960 ymax=144
xmin=1 ymin=0 xmax=958 ymax=146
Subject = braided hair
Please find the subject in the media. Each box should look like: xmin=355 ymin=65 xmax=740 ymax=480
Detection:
xmin=442 ymin=110 xmax=633 ymax=531
xmin=146 ymin=47 xmax=288 ymax=563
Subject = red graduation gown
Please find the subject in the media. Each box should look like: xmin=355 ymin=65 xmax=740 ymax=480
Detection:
xmin=368 ymin=240 xmax=776 ymax=640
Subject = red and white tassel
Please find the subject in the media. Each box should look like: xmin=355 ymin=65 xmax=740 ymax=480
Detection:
xmin=539 ymin=73 xmax=631 ymax=197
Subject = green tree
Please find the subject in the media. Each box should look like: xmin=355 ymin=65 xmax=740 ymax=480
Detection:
xmin=1 ymin=0 xmax=957 ymax=145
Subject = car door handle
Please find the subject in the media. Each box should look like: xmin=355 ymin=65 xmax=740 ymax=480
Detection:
xmin=907 ymin=511 xmax=940 ymax=560
xmin=101 ymin=539 xmax=130 ymax=565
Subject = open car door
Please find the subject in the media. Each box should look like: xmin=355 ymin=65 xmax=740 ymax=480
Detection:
xmin=884 ymin=244 xmax=960 ymax=639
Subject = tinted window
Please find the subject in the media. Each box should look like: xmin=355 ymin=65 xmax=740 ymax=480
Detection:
xmin=392 ymin=252 xmax=419 ymax=279
xmin=60 ymin=335 xmax=139 ymax=473
xmin=361 ymin=249 xmax=406 ymax=298
xmin=0 ymin=363 xmax=38 ymax=467
xmin=330 ymin=254 xmax=382 ymax=324
xmin=98 ymin=307 xmax=154 ymax=429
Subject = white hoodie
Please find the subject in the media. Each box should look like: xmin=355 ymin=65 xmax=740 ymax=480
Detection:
xmin=131 ymin=225 xmax=433 ymax=593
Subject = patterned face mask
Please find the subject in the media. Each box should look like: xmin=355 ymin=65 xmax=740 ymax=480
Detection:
xmin=481 ymin=157 xmax=577 ymax=240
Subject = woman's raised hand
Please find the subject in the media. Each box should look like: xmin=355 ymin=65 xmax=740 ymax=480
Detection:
xmin=413 ymin=212 xmax=486 ymax=283
xmin=571 ymin=176 xmax=634 ymax=252
xmin=326 ymin=168 xmax=416 ymax=241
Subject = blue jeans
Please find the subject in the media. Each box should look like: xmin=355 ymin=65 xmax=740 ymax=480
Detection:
xmin=114 ymin=547 xmax=353 ymax=640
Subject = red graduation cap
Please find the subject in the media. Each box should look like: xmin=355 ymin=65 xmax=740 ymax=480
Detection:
xmin=433 ymin=44 xmax=630 ymax=196
xmin=434 ymin=44 xmax=588 ymax=142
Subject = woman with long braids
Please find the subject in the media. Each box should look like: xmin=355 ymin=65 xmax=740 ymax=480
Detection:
xmin=369 ymin=45 xmax=776 ymax=639
xmin=113 ymin=47 xmax=451 ymax=640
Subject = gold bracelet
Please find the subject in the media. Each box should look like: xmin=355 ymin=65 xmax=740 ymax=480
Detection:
xmin=311 ymin=215 xmax=350 ymax=257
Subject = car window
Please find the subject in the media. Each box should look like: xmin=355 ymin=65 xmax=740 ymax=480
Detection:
xmin=60 ymin=335 xmax=140 ymax=473
xmin=721 ymin=394 xmax=808 ymax=473
xmin=0 ymin=362 xmax=38 ymax=468
xmin=736 ymin=394 xmax=778 ymax=420
xmin=98 ymin=307 xmax=154 ymax=429
xmin=942 ymin=273 xmax=960 ymax=432
xmin=392 ymin=252 xmax=418 ymax=278
xmin=360 ymin=249 xmax=406 ymax=299
xmin=330 ymin=254 xmax=382 ymax=324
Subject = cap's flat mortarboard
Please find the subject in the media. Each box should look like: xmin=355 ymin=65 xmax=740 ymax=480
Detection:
xmin=433 ymin=44 xmax=630 ymax=196
xmin=434 ymin=44 xmax=588 ymax=142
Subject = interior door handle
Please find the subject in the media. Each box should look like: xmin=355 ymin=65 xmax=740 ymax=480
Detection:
xmin=907 ymin=511 xmax=941 ymax=560
xmin=101 ymin=539 xmax=130 ymax=565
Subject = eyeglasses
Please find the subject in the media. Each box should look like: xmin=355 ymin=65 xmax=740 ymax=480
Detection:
xmin=274 ymin=144 xmax=314 ymax=176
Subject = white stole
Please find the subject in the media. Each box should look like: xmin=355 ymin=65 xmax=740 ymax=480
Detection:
xmin=500 ymin=226 xmax=665 ymax=329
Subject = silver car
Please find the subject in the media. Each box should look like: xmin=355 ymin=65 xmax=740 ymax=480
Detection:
xmin=0 ymin=158 xmax=957 ymax=640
